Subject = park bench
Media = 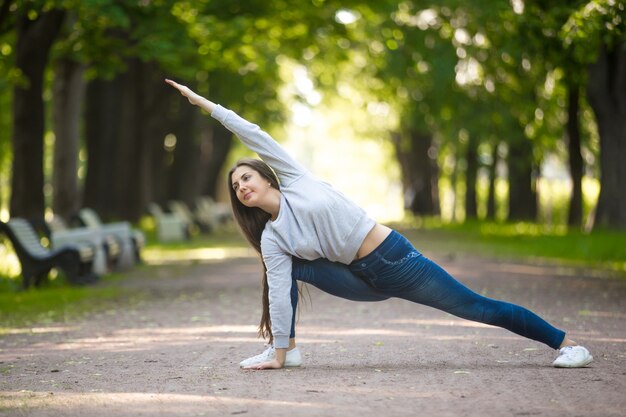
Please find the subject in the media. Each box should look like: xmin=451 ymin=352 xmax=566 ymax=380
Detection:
xmin=168 ymin=200 xmax=212 ymax=233
xmin=75 ymin=208 xmax=145 ymax=268
xmin=147 ymin=202 xmax=189 ymax=242
xmin=0 ymin=218 xmax=99 ymax=288
xmin=46 ymin=216 xmax=121 ymax=275
xmin=195 ymin=196 xmax=232 ymax=230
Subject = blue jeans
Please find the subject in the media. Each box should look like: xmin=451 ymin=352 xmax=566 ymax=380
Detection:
xmin=290 ymin=230 xmax=565 ymax=349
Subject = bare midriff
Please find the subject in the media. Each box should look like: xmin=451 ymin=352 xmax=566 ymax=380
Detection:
xmin=354 ymin=223 xmax=393 ymax=260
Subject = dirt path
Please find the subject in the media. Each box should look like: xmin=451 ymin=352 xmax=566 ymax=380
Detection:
xmin=1 ymin=246 xmax=625 ymax=417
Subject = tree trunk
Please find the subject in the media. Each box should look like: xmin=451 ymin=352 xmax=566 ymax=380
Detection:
xmin=201 ymin=122 xmax=234 ymax=199
xmin=392 ymin=130 xmax=439 ymax=216
xmin=167 ymin=103 xmax=200 ymax=206
xmin=465 ymin=134 xmax=478 ymax=220
xmin=133 ymin=61 xmax=171 ymax=220
xmin=507 ymin=136 xmax=537 ymax=221
xmin=486 ymin=142 xmax=498 ymax=220
xmin=587 ymin=43 xmax=626 ymax=230
xmin=52 ymin=58 xmax=85 ymax=220
xmin=143 ymin=73 xmax=177 ymax=212
xmin=84 ymin=77 xmax=122 ymax=220
xmin=149 ymin=122 xmax=170 ymax=206
xmin=84 ymin=61 xmax=172 ymax=222
xmin=565 ymin=81 xmax=583 ymax=227
xmin=112 ymin=60 xmax=142 ymax=221
xmin=9 ymin=9 xmax=65 ymax=219
xmin=449 ymin=148 xmax=458 ymax=222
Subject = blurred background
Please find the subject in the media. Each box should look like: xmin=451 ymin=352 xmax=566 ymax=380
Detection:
xmin=0 ymin=0 xmax=624 ymax=230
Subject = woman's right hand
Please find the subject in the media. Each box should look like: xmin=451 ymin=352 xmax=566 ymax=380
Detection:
xmin=165 ymin=79 xmax=216 ymax=113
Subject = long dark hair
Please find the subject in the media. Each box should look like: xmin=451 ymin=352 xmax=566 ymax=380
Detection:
xmin=228 ymin=158 xmax=280 ymax=344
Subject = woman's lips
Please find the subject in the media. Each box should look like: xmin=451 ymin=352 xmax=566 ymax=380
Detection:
xmin=243 ymin=191 xmax=253 ymax=200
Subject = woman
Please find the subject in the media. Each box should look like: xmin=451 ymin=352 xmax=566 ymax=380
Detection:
xmin=165 ymin=79 xmax=593 ymax=370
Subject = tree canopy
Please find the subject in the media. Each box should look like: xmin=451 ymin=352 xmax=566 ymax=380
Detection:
xmin=0 ymin=0 xmax=624 ymax=229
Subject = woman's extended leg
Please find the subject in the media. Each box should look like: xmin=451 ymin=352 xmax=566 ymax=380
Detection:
xmin=395 ymin=255 xmax=566 ymax=349
xmin=348 ymin=231 xmax=567 ymax=350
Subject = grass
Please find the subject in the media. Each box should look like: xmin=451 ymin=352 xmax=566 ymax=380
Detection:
xmin=0 ymin=228 xmax=250 ymax=333
xmin=0 ymin=278 xmax=125 ymax=333
xmin=398 ymin=218 xmax=626 ymax=273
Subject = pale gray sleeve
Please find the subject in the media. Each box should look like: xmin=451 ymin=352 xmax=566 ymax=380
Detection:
xmin=261 ymin=234 xmax=294 ymax=349
xmin=211 ymin=105 xmax=307 ymax=186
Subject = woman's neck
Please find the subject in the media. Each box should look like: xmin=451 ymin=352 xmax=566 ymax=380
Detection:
xmin=259 ymin=188 xmax=282 ymax=221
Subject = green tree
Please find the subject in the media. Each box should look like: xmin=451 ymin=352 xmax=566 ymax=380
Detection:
xmin=4 ymin=3 xmax=65 ymax=219
xmin=562 ymin=0 xmax=626 ymax=229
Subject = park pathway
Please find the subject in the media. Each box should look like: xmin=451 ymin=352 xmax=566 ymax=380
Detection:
xmin=1 ymin=244 xmax=625 ymax=417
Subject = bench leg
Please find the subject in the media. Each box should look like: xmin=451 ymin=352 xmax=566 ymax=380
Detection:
xmin=35 ymin=270 xmax=51 ymax=287
xmin=20 ymin=265 xmax=42 ymax=289
xmin=56 ymin=252 xmax=86 ymax=285
xmin=21 ymin=273 xmax=34 ymax=289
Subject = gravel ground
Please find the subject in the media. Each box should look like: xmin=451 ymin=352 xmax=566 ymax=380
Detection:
xmin=1 ymin=244 xmax=625 ymax=417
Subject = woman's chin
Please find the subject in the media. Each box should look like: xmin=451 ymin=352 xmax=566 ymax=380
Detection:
xmin=242 ymin=199 xmax=256 ymax=207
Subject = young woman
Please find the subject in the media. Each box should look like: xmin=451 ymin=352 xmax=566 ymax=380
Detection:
xmin=165 ymin=79 xmax=593 ymax=371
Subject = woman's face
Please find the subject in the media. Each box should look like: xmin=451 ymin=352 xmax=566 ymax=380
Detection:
xmin=231 ymin=165 xmax=272 ymax=207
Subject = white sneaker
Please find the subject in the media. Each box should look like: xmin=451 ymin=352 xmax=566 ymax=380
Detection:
xmin=552 ymin=345 xmax=593 ymax=368
xmin=239 ymin=346 xmax=302 ymax=368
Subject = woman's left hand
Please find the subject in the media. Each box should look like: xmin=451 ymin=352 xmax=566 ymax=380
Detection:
xmin=165 ymin=79 xmax=216 ymax=113
xmin=242 ymin=359 xmax=284 ymax=370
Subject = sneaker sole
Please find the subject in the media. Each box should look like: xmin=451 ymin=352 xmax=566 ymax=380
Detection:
xmin=553 ymin=355 xmax=593 ymax=368
xmin=239 ymin=358 xmax=302 ymax=368
xmin=240 ymin=362 xmax=302 ymax=368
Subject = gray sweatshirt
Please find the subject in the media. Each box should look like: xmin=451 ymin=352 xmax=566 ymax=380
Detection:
xmin=211 ymin=105 xmax=376 ymax=348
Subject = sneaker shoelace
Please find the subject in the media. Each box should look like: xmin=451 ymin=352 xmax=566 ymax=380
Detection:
xmin=559 ymin=346 xmax=582 ymax=359
xmin=250 ymin=346 xmax=274 ymax=362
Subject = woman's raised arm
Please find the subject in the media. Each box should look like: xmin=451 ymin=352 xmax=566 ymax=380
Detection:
xmin=165 ymin=79 xmax=216 ymax=114
xmin=166 ymin=78 xmax=309 ymax=186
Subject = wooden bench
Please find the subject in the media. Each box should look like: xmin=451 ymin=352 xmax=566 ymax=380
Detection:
xmin=195 ymin=196 xmax=232 ymax=229
xmin=0 ymin=218 xmax=99 ymax=288
xmin=46 ymin=216 xmax=121 ymax=275
xmin=148 ymin=203 xmax=189 ymax=242
xmin=75 ymin=208 xmax=145 ymax=268
xmin=168 ymin=200 xmax=207 ymax=233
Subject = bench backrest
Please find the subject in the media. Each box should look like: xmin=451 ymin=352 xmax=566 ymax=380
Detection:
xmin=47 ymin=216 xmax=69 ymax=233
xmin=168 ymin=201 xmax=194 ymax=223
xmin=79 ymin=208 xmax=102 ymax=229
xmin=5 ymin=219 xmax=49 ymax=258
xmin=148 ymin=203 xmax=165 ymax=217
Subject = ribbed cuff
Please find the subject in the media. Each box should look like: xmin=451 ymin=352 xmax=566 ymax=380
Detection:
xmin=273 ymin=335 xmax=290 ymax=349
xmin=210 ymin=104 xmax=228 ymax=121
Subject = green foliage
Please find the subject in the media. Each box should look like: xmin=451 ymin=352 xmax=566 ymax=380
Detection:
xmin=0 ymin=0 xmax=622 ymax=228
xmin=562 ymin=0 xmax=626 ymax=63
xmin=49 ymin=0 xmax=197 ymax=79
